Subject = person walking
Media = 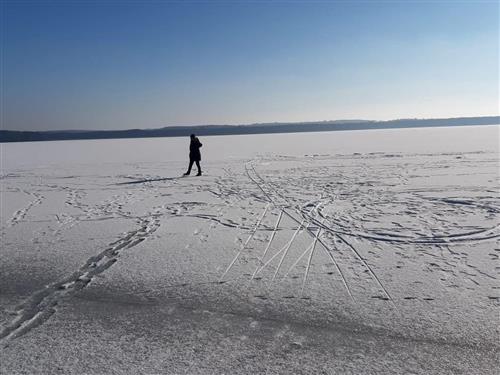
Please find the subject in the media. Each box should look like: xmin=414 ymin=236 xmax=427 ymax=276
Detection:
xmin=184 ymin=134 xmax=203 ymax=176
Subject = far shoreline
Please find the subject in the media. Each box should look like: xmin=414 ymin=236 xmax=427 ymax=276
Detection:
xmin=1 ymin=116 xmax=499 ymax=144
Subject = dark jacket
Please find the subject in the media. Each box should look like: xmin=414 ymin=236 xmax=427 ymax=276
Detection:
xmin=189 ymin=138 xmax=202 ymax=161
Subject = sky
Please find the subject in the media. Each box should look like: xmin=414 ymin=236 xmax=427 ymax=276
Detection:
xmin=1 ymin=1 xmax=499 ymax=131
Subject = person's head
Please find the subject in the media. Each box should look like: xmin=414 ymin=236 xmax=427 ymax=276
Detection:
xmin=190 ymin=134 xmax=195 ymax=140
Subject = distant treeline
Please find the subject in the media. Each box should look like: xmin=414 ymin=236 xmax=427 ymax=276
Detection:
xmin=1 ymin=116 xmax=498 ymax=143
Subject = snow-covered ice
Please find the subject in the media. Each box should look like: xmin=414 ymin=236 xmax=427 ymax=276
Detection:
xmin=0 ymin=125 xmax=499 ymax=374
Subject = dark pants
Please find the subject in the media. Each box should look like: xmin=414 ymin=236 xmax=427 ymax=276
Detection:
xmin=186 ymin=158 xmax=201 ymax=174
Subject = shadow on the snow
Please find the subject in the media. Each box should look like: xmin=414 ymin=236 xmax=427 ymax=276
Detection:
xmin=116 ymin=177 xmax=179 ymax=185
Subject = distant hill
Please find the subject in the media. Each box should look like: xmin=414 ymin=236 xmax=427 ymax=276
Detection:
xmin=1 ymin=116 xmax=498 ymax=143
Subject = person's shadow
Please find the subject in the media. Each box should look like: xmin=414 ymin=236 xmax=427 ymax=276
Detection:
xmin=116 ymin=176 xmax=180 ymax=185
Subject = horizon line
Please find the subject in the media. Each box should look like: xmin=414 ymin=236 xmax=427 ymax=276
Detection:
xmin=3 ymin=114 xmax=499 ymax=134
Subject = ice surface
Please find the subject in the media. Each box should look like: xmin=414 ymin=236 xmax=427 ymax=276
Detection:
xmin=0 ymin=125 xmax=499 ymax=374
xmin=2 ymin=125 xmax=498 ymax=169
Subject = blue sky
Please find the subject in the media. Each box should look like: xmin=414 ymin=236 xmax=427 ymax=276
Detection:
xmin=2 ymin=1 xmax=498 ymax=131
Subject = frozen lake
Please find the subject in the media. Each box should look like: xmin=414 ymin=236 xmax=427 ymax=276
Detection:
xmin=1 ymin=125 xmax=499 ymax=374
xmin=2 ymin=125 xmax=498 ymax=168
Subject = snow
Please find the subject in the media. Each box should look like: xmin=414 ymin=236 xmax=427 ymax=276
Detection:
xmin=0 ymin=125 xmax=499 ymax=374
xmin=2 ymin=125 xmax=498 ymax=169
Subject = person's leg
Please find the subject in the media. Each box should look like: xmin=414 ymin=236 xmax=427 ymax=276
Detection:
xmin=184 ymin=159 xmax=194 ymax=175
xmin=195 ymin=161 xmax=202 ymax=175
